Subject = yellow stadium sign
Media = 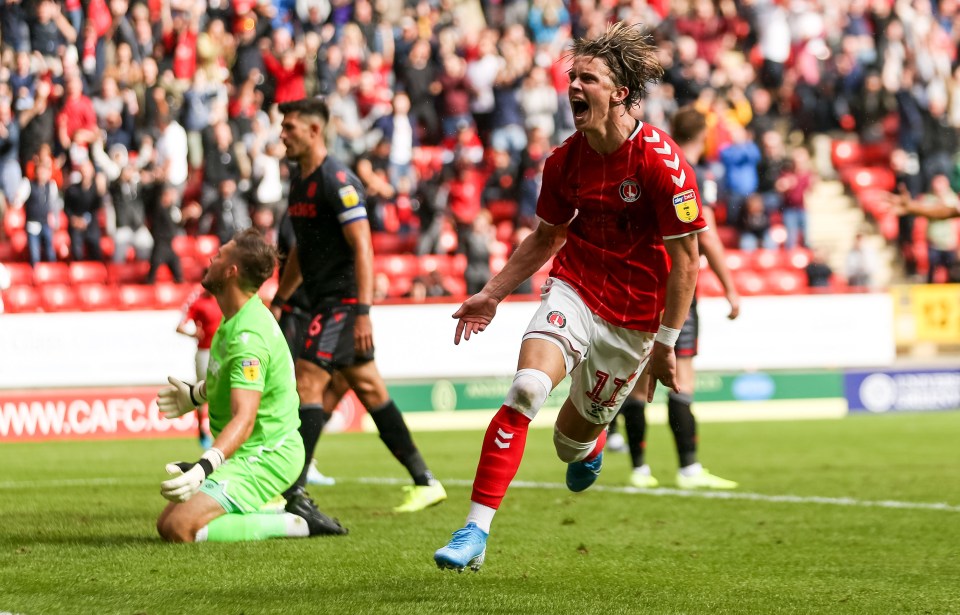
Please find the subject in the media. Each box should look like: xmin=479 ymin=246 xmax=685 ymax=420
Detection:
xmin=896 ymin=284 xmax=960 ymax=344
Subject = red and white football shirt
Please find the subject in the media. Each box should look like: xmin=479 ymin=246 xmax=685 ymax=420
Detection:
xmin=183 ymin=292 xmax=223 ymax=351
xmin=537 ymin=121 xmax=707 ymax=332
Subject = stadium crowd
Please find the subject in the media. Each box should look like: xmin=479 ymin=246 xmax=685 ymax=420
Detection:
xmin=1 ymin=0 xmax=960 ymax=310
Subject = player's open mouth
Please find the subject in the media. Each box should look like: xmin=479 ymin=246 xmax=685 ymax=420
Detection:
xmin=571 ymin=99 xmax=589 ymax=121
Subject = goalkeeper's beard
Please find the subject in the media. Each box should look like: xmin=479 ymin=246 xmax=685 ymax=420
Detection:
xmin=201 ymin=275 xmax=224 ymax=294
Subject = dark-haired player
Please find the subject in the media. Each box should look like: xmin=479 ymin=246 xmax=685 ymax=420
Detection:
xmin=619 ymin=106 xmax=740 ymax=491
xmin=272 ymin=98 xmax=446 ymax=513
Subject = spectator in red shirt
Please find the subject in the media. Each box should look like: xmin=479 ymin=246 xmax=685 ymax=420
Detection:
xmin=261 ymin=31 xmax=306 ymax=104
xmin=56 ymin=73 xmax=98 ymax=150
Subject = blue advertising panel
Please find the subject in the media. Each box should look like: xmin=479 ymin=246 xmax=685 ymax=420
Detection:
xmin=845 ymin=368 xmax=960 ymax=413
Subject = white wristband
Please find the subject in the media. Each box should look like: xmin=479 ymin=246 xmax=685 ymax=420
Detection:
xmin=200 ymin=447 xmax=225 ymax=473
xmin=654 ymin=324 xmax=681 ymax=347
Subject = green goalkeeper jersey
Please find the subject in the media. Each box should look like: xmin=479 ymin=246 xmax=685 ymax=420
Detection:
xmin=205 ymin=294 xmax=299 ymax=456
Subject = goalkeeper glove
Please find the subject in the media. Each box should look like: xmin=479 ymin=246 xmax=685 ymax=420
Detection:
xmin=158 ymin=376 xmax=207 ymax=419
xmin=160 ymin=447 xmax=225 ymax=503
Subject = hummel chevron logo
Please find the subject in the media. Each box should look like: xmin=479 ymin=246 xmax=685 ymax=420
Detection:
xmin=642 ymin=130 xmax=661 ymax=143
xmin=664 ymin=154 xmax=680 ymax=170
xmin=497 ymin=429 xmax=514 ymax=440
xmin=494 ymin=428 xmax=514 ymax=449
xmin=671 ymin=170 xmax=686 ymax=187
xmin=653 ymin=142 xmax=672 ymax=156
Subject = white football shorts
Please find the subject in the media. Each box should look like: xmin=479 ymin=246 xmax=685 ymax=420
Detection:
xmin=523 ymin=278 xmax=655 ymax=425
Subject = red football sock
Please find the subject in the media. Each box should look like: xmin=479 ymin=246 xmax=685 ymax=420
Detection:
xmin=471 ymin=405 xmax=532 ymax=509
xmin=584 ymin=428 xmax=607 ymax=462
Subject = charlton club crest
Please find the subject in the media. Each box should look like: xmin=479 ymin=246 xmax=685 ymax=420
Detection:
xmin=619 ymin=179 xmax=640 ymax=202
xmin=547 ymin=310 xmax=566 ymax=328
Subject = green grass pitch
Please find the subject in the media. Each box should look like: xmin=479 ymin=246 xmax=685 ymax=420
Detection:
xmin=2 ymin=411 xmax=959 ymax=615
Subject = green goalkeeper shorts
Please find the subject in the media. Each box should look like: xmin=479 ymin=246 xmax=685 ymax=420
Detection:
xmin=199 ymin=432 xmax=304 ymax=514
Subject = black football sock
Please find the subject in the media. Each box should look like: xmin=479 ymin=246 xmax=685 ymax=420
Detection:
xmin=620 ymin=397 xmax=647 ymax=469
xmin=607 ymin=410 xmax=620 ymax=436
xmin=285 ymin=403 xmax=327 ymax=497
xmin=667 ymin=391 xmax=698 ymax=468
xmin=369 ymin=399 xmax=433 ymax=486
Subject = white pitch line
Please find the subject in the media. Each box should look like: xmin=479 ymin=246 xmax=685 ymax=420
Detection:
xmin=2 ymin=476 xmax=958 ymax=514
xmin=354 ymin=477 xmax=960 ymax=513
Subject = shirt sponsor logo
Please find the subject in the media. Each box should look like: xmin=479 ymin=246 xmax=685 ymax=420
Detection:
xmin=339 ymin=185 xmax=360 ymax=208
xmin=619 ymin=179 xmax=640 ymax=202
xmin=288 ymin=202 xmax=317 ymax=217
xmin=672 ymin=189 xmax=699 ymax=223
xmin=241 ymin=359 xmax=260 ymax=382
xmin=547 ymin=310 xmax=566 ymax=328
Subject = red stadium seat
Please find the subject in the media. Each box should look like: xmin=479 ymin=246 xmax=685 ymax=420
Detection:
xmin=33 ymin=262 xmax=71 ymax=285
xmin=99 ymin=235 xmax=115 ymax=260
xmin=118 ymin=284 xmax=157 ymax=310
xmin=715 ymin=225 xmax=740 ymax=250
xmin=5 ymin=263 xmax=34 ymax=286
xmin=419 ymin=254 xmax=467 ymax=277
xmin=108 ymin=261 xmax=151 ymax=284
xmin=443 ymin=274 xmax=467 ymax=297
xmin=750 ymin=249 xmax=787 ymax=271
xmin=53 ymin=230 xmax=70 ymax=260
xmin=155 ymin=283 xmax=197 ymax=309
xmin=39 ymin=284 xmax=80 ymax=311
xmin=786 ymin=249 xmax=813 ymax=269
xmin=860 ymin=141 xmax=894 ymax=166
xmin=388 ymin=274 xmax=414 ymax=298
xmin=487 ymin=200 xmax=517 ymax=224
xmin=830 ymin=140 xmax=862 ymax=170
xmin=172 ymin=235 xmax=196 ymax=257
xmin=194 ymin=235 xmax=220 ymax=261
xmin=376 ymin=254 xmax=419 ymax=277
xmin=697 ymin=269 xmax=725 ymax=297
xmin=371 ymin=232 xmax=417 ymax=254
xmin=69 ymin=261 xmax=109 ymax=285
xmin=2 ymin=286 xmax=42 ymax=312
xmin=3 ymin=207 xmax=25 ymax=236
xmin=9 ymin=231 xmax=28 ymax=257
xmin=845 ymin=166 xmax=896 ymax=193
xmin=765 ymin=269 xmax=807 ymax=295
xmin=733 ymin=270 xmax=767 ymax=296
xmin=180 ymin=256 xmax=206 ymax=282
xmin=724 ymin=250 xmax=749 ymax=272
xmin=76 ymin=283 xmax=120 ymax=311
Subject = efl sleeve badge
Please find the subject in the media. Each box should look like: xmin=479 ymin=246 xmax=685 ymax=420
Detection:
xmin=672 ymin=189 xmax=700 ymax=223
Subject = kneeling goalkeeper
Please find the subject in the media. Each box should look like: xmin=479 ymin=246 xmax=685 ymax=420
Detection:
xmin=156 ymin=229 xmax=347 ymax=542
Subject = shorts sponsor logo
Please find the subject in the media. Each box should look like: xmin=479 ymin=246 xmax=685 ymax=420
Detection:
xmin=672 ymin=189 xmax=699 ymax=222
xmin=339 ymin=185 xmax=360 ymax=207
xmin=547 ymin=310 xmax=566 ymax=328
xmin=619 ymin=179 xmax=640 ymax=202
xmin=241 ymin=359 xmax=261 ymax=381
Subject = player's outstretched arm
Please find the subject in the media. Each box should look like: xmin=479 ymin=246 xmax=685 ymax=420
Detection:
xmin=452 ymin=220 xmax=567 ymax=345
xmin=643 ymin=233 xmax=700 ymax=401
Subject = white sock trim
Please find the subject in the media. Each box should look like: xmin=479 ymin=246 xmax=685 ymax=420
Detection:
xmin=283 ymin=512 xmax=311 ymax=538
xmin=194 ymin=526 xmax=209 ymax=542
xmin=466 ymin=502 xmax=496 ymax=533
xmin=679 ymin=462 xmax=703 ymax=477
